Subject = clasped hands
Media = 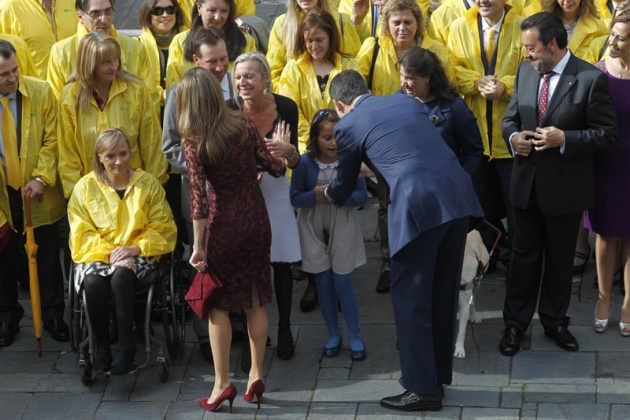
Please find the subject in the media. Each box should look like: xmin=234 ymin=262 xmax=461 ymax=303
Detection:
xmin=511 ymin=127 xmax=565 ymax=157
xmin=109 ymin=245 xmax=140 ymax=272
xmin=475 ymin=75 xmax=506 ymax=100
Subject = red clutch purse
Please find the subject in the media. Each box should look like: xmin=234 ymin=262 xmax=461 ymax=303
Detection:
xmin=185 ymin=270 xmax=223 ymax=319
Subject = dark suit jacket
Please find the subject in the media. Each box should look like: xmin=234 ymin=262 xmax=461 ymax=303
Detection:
xmin=326 ymin=93 xmax=483 ymax=257
xmin=502 ymin=53 xmax=618 ymax=215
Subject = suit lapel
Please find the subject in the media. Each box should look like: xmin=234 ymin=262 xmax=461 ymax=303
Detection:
xmin=541 ymin=55 xmax=578 ymax=125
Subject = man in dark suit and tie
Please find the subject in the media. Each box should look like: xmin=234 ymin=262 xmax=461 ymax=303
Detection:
xmin=326 ymin=70 xmax=483 ymax=412
xmin=500 ymin=12 xmax=618 ymax=356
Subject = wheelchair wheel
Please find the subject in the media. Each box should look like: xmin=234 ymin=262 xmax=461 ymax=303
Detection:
xmin=80 ymin=362 xmax=92 ymax=386
xmin=68 ymin=266 xmax=81 ymax=353
xmin=158 ymin=359 xmax=169 ymax=383
xmin=160 ymin=254 xmax=185 ymax=359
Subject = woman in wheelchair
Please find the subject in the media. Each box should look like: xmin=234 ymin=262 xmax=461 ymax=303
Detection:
xmin=67 ymin=129 xmax=177 ymax=375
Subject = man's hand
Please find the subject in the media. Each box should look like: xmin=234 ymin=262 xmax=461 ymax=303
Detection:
xmin=510 ymin=130 xmax=536 ymax=157
xmin=428 ymin=0 xmax=442 ymax=13
xmin=532 ymin=126 xmax=565 ymax=151
xmin=24 ymin=179 xmax=45 ymax=203
xmin=475 ymin=75 xmax=505 ymax=100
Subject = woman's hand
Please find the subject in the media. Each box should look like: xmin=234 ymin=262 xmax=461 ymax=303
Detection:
xmin=265 ymin=121 xmax=293 ymax=155
xmin=189 ymin=248 xmax=208 ymax=272
xmin=109 ymin=245 xmax=140 ymax=264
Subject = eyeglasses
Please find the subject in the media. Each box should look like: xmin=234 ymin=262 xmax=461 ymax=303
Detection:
xmin=81 ymin=8 xmax=115 ymax=19
xmin=150 ymin=5 xmax=177 ymax=16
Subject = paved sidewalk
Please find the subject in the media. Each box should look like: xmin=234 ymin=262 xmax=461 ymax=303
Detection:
xmin=1 ymin=194 xmax=628 ymax=419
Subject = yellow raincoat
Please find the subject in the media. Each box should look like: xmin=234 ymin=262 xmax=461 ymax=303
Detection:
xmin=585 ymin=34 xmax=610 ymax=64
xmin=447 ymin=5 xmax=523 ymax=159
xmin=137 ymin=26 xmax=185 ymax=112
xmin=47 ymin=23 xmax=152 ymax=100
xmin=0 ymin=0 xmax=78 ymax=79
xmin=566 ymin=16 xmax=609 ymax=60
xmin=179 ymin=0 xmax=256 ymax=28
xmin=0 ymin=76 xmax=65 ymax=230
xmin=267 ymin=11 xmax=362 ymax=87
xmin=0 ymin=34 xmax=37 ymax=78
xmin=165 ymin=28 xmax=257 ymax=90
xmin=428 ymin=0 xmax=524 ymax=45
xmin=58 ymin=78 xmax=168 ymax=198
xmin=338 ymin=0 xmax=430 ymax=41
xmin=67 ymin=169 xmax=176 ymax=264
xmin=355 ymin=34 xmax=454 ymax=97
xmin=278 ymin=53 xmax=360 ymax=153
xmin=596 ymin=0 xmax=614 ymax=25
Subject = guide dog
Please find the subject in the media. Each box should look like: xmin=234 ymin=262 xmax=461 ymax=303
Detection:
xmin=454 ymin=229 xmax=490 ymax=359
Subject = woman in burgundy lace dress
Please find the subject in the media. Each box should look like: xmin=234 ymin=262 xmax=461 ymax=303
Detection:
xmin=177 ymin=67 xmax=286 ymax=413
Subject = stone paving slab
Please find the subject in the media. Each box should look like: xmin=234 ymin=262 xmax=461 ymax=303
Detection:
xmin=536 ymin=402 xmax=611 ymax=420
xmin=0 ymin=393 xmax=32 ymax=419
xmin=522 ymin=383 xmax=596 ymax=404
xmin=94 ymin=401 xmax=170 ymax=419
xmin=510 ymin=351 xmax=596 ymax=385
xmin=22 ymin=393 xmax=102 ymax=419
xmin=460 ymin=407 xmax=521 ymax=419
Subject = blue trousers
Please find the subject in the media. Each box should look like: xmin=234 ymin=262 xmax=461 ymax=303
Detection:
xmin=391 ymin=217 xmax=468 ymax=395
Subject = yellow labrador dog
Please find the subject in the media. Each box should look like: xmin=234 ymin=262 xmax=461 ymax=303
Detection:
xmin=454 ymin=230 xmax=490 ymax=359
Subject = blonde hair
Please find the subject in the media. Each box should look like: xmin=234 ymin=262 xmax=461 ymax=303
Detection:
xmin=283 ymin=0 xmax=333 ymax=62
xmin=92 ymin=128 xmax=131 ymax=176
xmin=231 ymin=52 xmax=273 ymax=108
xmin=176 ymin=67 xmax=246 ymax=167
xmin=68 ymin=32 xmax=141 ymax=110
xmin=381 ymin=0 xmax=425 ymax=39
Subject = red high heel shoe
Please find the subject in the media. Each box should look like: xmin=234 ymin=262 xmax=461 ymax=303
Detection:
xmin=243 ymin=379 xmax=265 ymax=409
xmin=199 ymin=384 xmax=237 ymax=413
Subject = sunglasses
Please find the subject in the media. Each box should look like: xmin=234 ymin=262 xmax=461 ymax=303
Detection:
xmin=150 ymin=5 xmax=177 ymax=15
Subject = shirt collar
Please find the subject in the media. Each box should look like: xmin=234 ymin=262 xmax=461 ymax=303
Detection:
xmin=550 ymin=50 xmax=571 ymax=76
xmin=1 ymin=91 xmax=17 ymax=100
xmin=220 ymin=72 xmax=231 ymax=101
xmin=481 ymin=10 xmax=506 ymax=32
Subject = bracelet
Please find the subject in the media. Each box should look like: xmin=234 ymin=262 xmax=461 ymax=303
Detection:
xmin=34 ymin=177 xmax=47 ymax=187
xmin=285 ymin=146 xmax=299 ymax=161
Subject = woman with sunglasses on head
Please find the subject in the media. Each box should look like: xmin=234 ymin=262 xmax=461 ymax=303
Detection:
xmin=165 ymin=0 xmax=257 ymax=89
xmin=138 ymin=0 xmax=187 ymax=108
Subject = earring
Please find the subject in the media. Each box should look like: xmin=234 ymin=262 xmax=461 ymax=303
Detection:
xmin=263 ymin=87 xmax=268 ymax=96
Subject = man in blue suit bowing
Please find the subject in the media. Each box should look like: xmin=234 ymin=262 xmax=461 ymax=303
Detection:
xmin=325 ymin=70 xmax=483 ymax=412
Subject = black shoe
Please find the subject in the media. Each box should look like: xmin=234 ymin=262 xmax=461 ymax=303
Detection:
xmin=276 ymin=327 xmax=295 ymax=360
xmin=0 ymin=321 xmax=20 ymax=347
xmin=93 ymin=347 xmax=112 ymax=372
xmin=544 ymin=325 xmax=579 ymax=352
xmin=380 ymin=390 xmax=442 ymax=412
xmin=43 ymin=317 xmax=70 ymax=342
xmin=499 ymin=326 xmax=523 ymax=356
xmin=199 ymin=341 xmax=213 ymax=364
xmin=110 ymin=350 xmax=137 ymax=375
xmin=300 ymin=277 xmax=317 ymax=313
xmin=398 ymin=379 xmax=445 ymax=398
xmin=375 ymin=270 xmax=390 ymax=293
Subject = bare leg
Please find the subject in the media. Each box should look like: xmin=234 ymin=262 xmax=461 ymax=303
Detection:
xmin=244 ymin=281 xmax=268 ymax=390
xmin=595 ymin=235 xmax=620 ymax=322
xmin=206 ymin=308 xmax=232 ymax=402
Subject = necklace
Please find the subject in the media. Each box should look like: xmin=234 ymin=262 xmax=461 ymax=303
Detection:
xmin=103 ymin=170 xmax=132 ymax=191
